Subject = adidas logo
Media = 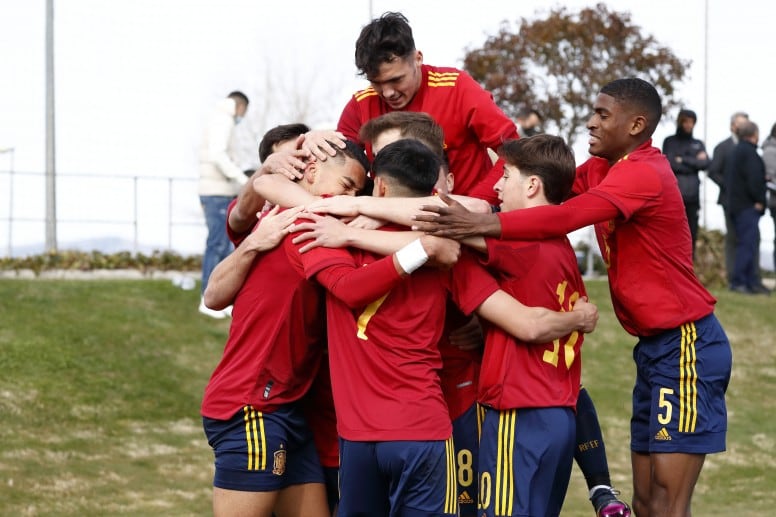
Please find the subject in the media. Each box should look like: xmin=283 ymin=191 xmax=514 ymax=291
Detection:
xmin=655 ymin=427 xmax=672 ymax=441
xmin=458 ymin=490 xmax=474 ymax=504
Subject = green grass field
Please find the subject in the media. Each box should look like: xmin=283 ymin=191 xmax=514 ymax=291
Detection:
xmin=0 ymin=278 xmax=773 ymax=515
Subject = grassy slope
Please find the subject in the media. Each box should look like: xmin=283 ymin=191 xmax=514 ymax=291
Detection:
xmin=0 ymin=279 xmax=773 ymax=515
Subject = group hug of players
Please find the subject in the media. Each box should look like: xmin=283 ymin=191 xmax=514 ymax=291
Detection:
xmin=199 ymin=11 xmax=732 ymax=517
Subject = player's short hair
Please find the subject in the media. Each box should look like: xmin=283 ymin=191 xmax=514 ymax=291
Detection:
xmin=355 ymin=12 xmax=416 ymax=78
xmin=371 ymin=139 xmax=439 ymax=196
xmin=258 ymin=123 xmax=310 ymax=163
xmin=329 ymin=139 xmax=371 ymax=179
xmin=359 ymin=112 xmax=445 ymax=160
xmin=600 ymin=78 xmax=662 ymax=137
xmin=498 ymin=135 xmax=575 ymax=205
xmin=227 ymin=90 xmax=250 ymax=106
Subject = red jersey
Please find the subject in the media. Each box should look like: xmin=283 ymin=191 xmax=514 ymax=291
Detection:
xmin=337 ymin=64 xmax=518 ymax=202
xmin=201 ymin=209 xmax=325 ymax=419
xmin=438 ymin=302 xmax=482 ymax=421
xmin=299 ymin=243 xmax=499 ymax=442
xmin=477 ymin=237 xmax=585 ymax=410
xmin=498 ymin=141 xmax=716 ymax=336
xmin=300 ymin=352 xmax=339 ymax=468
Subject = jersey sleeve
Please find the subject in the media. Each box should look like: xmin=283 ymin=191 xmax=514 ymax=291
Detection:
xmin=455 ymin=71 xmax=518 ymax=151
xmin=336 ymin=96 xmax=364 ymax=144
xmin=288 ymin=227 xmax=404 ymax=308
xmin=449 ymin=251 xmax=500 ymax=316
xmin=226 ymin=198 xmax=251 ymax=246
xmin=497 ymin=193 xmax=620 ymax=240
xmin=586 ymin=160 xmax=663 ymax=220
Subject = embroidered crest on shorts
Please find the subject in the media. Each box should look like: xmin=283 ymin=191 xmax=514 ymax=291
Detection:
xmin=272 ymin=444 xmax=287 ymax=475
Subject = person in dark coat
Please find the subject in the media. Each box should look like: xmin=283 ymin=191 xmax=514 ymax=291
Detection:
xmin=662 ymin=109 xmax=710 ymax=256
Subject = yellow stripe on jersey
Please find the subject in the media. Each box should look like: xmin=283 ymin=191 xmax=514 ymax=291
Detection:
xmin=445 ymin=436 xmax=458 ymax=514
xmin=428 ymin=71 xmax=459 ymax=88
xmin=243 ymin=406 xmax=267 ymax=471
xmin=495 ymin=410 xmax=516 ymax=516
xmin=354 ymin=87 xmax=378 ymax=102
xmin=679 ymin=323 xmax=699 ymax=433
xmin=356 ymin=292 xmax=390 ymax=340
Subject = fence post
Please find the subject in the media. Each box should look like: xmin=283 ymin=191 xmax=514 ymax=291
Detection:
xmin=133 ymin=176 xmax=139 ymax=254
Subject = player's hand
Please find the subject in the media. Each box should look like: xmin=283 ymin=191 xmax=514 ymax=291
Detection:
xmin=244 ymin=205 xmax=304 ymax=252
xmin=289 ymin=212 xmax=350 ymax=253
xmin=260 ymin=149 xmax=310 ymax=180
xmin=306 ymin=195 xmax=363 ymax=217
xmin=299 ymin=130 xmax=346 ymax=162
xmin=572 ymin=296 xmax=598 ymax=333
xmin=420 ymin=235 xmax=460 ymax=269
xmin=448 ymin=315 xmax=484 ymax=351
xmin=346 ymin=214 xmax=384 ymax=230
xmin=412 ymin=193 xmax=502 ymax=239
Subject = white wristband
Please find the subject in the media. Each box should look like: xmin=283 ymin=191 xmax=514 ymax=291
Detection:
xmin=395 ymin=238 xmax=429 ymax=274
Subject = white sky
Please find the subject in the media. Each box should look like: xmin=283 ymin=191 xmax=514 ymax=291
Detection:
xmin=0 ymin=0 xmax=774 ymax=264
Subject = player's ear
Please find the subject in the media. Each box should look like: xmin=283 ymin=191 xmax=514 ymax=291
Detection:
xmin=302 ymin=159 xmax=318 ymax=184
xmin=629 ymin=114 xmax=648 ymax=137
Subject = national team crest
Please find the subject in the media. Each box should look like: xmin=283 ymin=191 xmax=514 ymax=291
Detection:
xmin=272 ymin=445 xmax=286 ymax=476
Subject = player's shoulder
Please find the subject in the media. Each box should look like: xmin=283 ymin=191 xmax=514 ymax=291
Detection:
xmin=424 ymin=63 xmax=466 ymax=89
xmin=352 ymin=85 xmax=379 ymax=103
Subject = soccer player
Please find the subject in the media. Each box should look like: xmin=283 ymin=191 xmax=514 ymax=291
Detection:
xmin=301 ymin=11 xmax=517 ymax=204
xmin=200 ymin=141 xmax=369 ymax=517
xmin=290 ymin=139 xmax=598 ymax=516
xmin=413 ymin=78 xmax=733 ymax=517
xmin=305 ymin=114 xmax=630 ymax=517
xmin=459 ymin=134 xmax=587 ymax=516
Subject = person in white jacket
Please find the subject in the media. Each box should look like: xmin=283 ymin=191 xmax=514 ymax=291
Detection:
xmin=198 ymin=91 xmax=249 ymax=318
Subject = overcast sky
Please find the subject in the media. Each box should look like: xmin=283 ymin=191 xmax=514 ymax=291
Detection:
xmin=0 ymin=0 xmax=774 ymax=262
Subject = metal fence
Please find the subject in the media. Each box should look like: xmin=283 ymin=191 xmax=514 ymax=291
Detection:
xmin=0 ymin=168 xmax=207 ymax=258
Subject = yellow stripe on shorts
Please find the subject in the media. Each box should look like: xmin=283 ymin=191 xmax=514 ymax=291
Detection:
xmin=679 ymin=323 xmax=699 ymax=433
xmin=495 ymin=409 xmax=516 ymax=516
xmin=445 ymin=436 xmax=458 ymax=514
xmin=243 ymin=406 xmax=266 ymax=471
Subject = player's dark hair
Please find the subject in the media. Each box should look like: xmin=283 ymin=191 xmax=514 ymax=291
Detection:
xmin=355 ymin=12 xmax=416 ymax=78
xmin=258 ymin=123 xmax=310 ymax=163
xmin=359 ymin=111 xmax=445 ymax=160
xmin=371 ymin=139 xmax=439 ymax=197
xmin=499 ymin=135 xmax=575 ymax=205
xmin=770 ymin=121 xmax=776 ymax=140
xmin=227 ymin=90 xmax=250 ymax=105
xmin=330 ymin=139 xmax=371 ymax=181
xmin=600 ymin=78 xmax=662 ymax=137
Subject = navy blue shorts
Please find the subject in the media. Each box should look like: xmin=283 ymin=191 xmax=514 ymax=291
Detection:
xmin=203 ymin=404 xmax=324 ymax=491
xmin=452 ymin=403 xmax=481 ymax=516
xmin=631 ymin=313 xmax=732 ymax=454
xmin=338 ymin=438 xmax=457 ymax=517
xmin=478 ymin=407 xmax=575 ymax=517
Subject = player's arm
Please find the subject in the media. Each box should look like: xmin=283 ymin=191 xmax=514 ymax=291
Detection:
xmin=311 ymin=236 xmax=460 ymax=308
xmin=290 ymin=212 xmax=424 ymax=254
xmin=253 ymin=173 xmax=317 ymax=210
xmin=412 ymin=192 xmax=620 ymax=240
xmin=204 ymin=206 xmax=303 ymax=309
xmin=306 ymin=194 xmax=490 ymax=227
xmin=229 ymin=149 xmax=309 ymax=234
xmin=475 ymin=290 xmax=598 ymax=342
